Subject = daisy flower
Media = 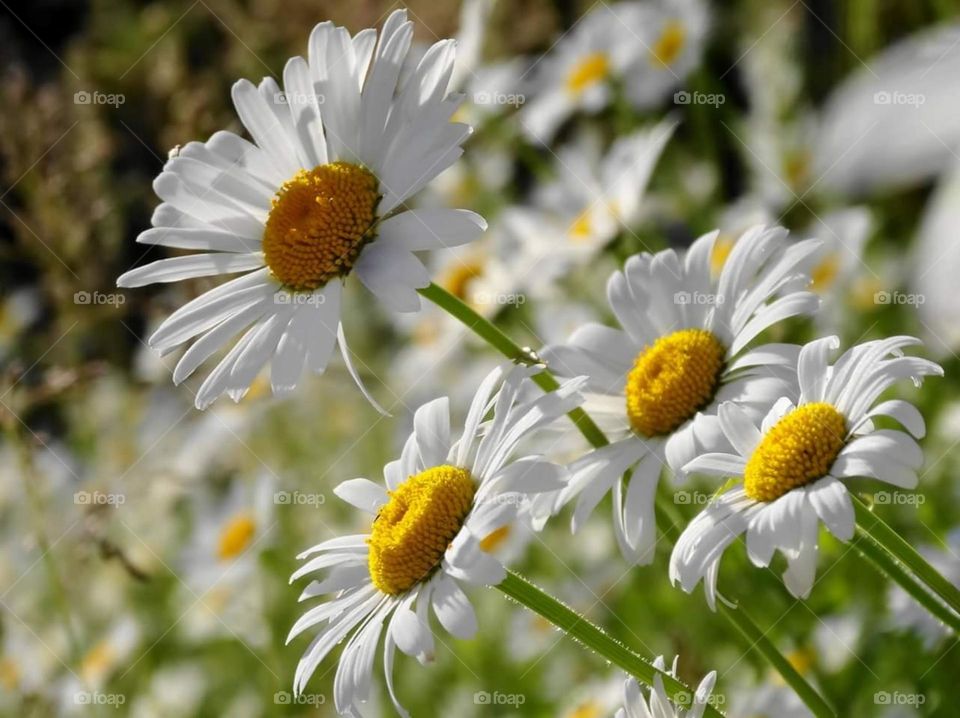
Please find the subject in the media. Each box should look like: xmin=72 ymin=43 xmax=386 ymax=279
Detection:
xmin=543 ymin=225 xmax=821 ymax=563
xmin=616 ymin=656 xmax=718 ymax=718
xmin=532 ymin=122 xmax=675 ymax=267
xmin=617 ymin=0 xmax=711 ymax=111
xmin=670 ymin=335 xmax=942 ymax=608
xmin=520 ymin=3 xmax=647 ymax=143
xmin=287 ymin=364 xmax=584 ymax=715
xmin=117 ymin=10 xmax=486 ymax=410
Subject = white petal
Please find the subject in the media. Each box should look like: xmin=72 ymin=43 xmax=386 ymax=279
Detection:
xmin=377 ymin=209 xmax=486 ymax=251
xmin=431 ymin=577 xmax=478 ymax=639
xmin=117 ymin=252 xmax=263 ymax=287
xmin=335 ymin=478 xmax=389 ymax=514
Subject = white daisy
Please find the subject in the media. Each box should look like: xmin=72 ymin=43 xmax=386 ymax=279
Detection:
xmin=616 ymin=0 xmax=711 ymax=111
xmin=543 ymin=225 xmax=821 ymax=563
xmin=532 ymin=122 xmax=675 ymax=266
xmin=117 ymin=10 xmax=486 ymax=410
xmin=671 ymin=335 xmax=942 ymax=608
xmin=616 ymin=656 xmax=718 ymax=718
xmin=287 ymin=364 xmax=584 ymax=715
xmin=520 ymin=3 xmax=647 ymax=143
xmin=814 ymin=22 xmax=960 ymax=196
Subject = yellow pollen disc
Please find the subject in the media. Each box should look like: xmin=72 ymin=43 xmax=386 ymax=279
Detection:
xmin=783 ymin=150 xmax=811 ymax=190
xmin=626 ymin=328 xmax=726 ymax=437
xmin=710 ymin=235 xmax=735 ymax=276
xmin=0 ymin=658 xmax=19 ymax=691
xmin=368 ymin=465 xmax=475 ymax=595
xmin=569 ymin=702 xmax=603 ymax=718
xmin=262 ymin=161 xmax=380 ymax=291
xmin=479 ymin=524 xmax=511 ymax=553
xmin=811 ymin=252 xmax=841 ymax=292
xmin=440 ymin=259 xmax=485 ymax=303
xmin=217 ymin=513 xmax=257 ymax=560
xmin=566 ymin=52 xmax=610 ymax=95
xmin=81 ymin=642 xmax=116 ymax=681
xmin=650 ymin=20 xmax=687 ymax=67
xmin=744 ymin=402 xmax=847 ymax=502
xmin=569 ymin=208 xmax=593 ymax=241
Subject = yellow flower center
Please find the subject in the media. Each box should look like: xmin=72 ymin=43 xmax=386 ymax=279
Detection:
xmin=262 ymin=162 xmax=380 ymax=291
xmin=440 ymin=258 xmax=485 ymax=303
xmin=566 ymin=52 xmax=610 ymax=95
xmin=811 ymin=252 xmax=841 ymax=292
xmin=710 ymin=235 xmax=735 ymax=276
xmin=744 ymin=403 xmax=847 ymax=502
xmin=569 ymin=701 xmax=603 ymax=718
xmin=217 ymin=513 xmax=257 ymax=560
xmin=0 ymin=658 xmax=20 ymax=691
xmin=626 ymin=329 xmax=726 ymax=437
xmin=81 ymin=641 xmax=116 ymax=682
xmin=569 ymin=208 xmax=593 ymax=241
xmin=479 ymin=524 xmax=511 ymax=553
xmin=368 ymin=465 xmax=476 ymax=595
xmin=651 ymin=20 xmax=687 ymax=67
xmin=783 ymin=149 xmax=811 ymax=190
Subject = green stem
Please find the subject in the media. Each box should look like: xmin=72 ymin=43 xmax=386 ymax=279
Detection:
xmin=855 ymin=530 xmax=960 ymax=633
xmin=418 ymin=283 xmax=609 ymax=448
xmin=425 ymin=282 xmax=835 ymax=716
xmin=498 ymin=571 xmax=723 ymax=717
xmin=717 ymin=603 xmax=835 ymax=718
xmin=853 ymin=495 xmax=960 ymax=618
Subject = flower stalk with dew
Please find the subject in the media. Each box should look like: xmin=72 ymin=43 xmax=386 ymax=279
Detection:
xmin=852 ymin=496 xmax=960 ymax=623
xmin=498 ymin=572 xmax=724 ymax=718
xmin=418 ymin=280 xmax=836 ymax=718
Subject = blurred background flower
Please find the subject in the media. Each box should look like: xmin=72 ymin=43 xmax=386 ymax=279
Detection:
xmin=0 ymin=0 xmax=958 ymax=715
